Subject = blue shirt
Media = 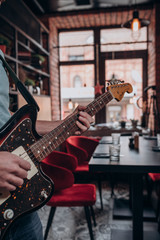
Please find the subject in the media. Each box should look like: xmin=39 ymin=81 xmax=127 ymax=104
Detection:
xmin=0 ymin=50 xmax=11 ymax=128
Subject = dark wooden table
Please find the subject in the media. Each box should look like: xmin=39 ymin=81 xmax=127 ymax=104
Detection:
xmin=89 ymin=136 xmax=160 ymax=240
xmin=83 ymin=126 xmax=142 ymax=137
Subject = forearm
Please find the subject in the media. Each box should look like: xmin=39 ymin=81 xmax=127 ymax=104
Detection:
xmin=36 ymin=120 xmax=63 ymax=136
xmin=36 ymin=106 xmax=93 ymax=136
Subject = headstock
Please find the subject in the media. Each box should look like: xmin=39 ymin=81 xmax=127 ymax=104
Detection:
xmin=107 ymin=80 xmax=133 ymax=102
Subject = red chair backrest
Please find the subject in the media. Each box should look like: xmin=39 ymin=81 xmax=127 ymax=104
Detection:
xmin=41 ymin=151 xmax=78 ymax=192
xmin=43 ymin=150 xmax=78 ymax=172
xmin=65 ymin=137 xmax=88 ymax=165
xmin=66 ymin=136 xmax=99 ymax=162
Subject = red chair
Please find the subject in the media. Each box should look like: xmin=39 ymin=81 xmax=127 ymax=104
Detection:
xmin=41 ymin=151 xmax=97 ymax=240
xmin=148 ymin=173 xmax=160 ymax=231
xmin=148 ymin=173 xmax=160 ymax=182
xmin=65 ymin=136 xmax=103 ymax=209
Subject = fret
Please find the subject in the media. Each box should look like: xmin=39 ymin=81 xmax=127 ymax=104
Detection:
xmin=48 ymin=142 xmax=53 ymax=153
xmin=85 ymin=91 xmax=113 ymax=116
xmin=95 ymin=101 xmax=102 ymax=112
xmin=40 ymin=150 xmax=46 ymax=160
xmin=56 ymin=126 xmax=68 ymax=142
xmin=87 ymin=105 xmax=96 ymax=116
xmin=99 ymin=95 xmax=106 ymax=105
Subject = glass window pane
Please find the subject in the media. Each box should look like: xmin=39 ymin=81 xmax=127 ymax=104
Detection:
xmin=59 ymin=31 xmax=94 ymax=61
xmin=60 ymin=64 xmax=94 ymax=118
xmin=101 ymin=27 xmax=147 ymax=52
xmin=105 ymin=58 xmax=143 ymax=125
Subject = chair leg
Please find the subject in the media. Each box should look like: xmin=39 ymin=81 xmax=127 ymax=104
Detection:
xmin=90 ymin=206 xmax=96 ymax=227
xmin=109 ymin=173 xmax=115 ymax=198
xmin=97 ymin=175 xmax=103 ymax=210
xmin=145 ymin=174 xmax=153 ymax=203
xmin=44 ymin=207 xmax=56 ymax=240
xmin=84 ymin=206 xmax=94 ymax=240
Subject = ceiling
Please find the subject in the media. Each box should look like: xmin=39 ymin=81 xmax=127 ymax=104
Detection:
xmin=24 ymin=0 xmax=155 ymax=15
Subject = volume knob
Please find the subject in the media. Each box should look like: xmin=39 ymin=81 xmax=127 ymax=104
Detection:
xmin=40 ymin=190 xmax=48 ymax=200
xmin=3 ymin=209 xmax=14 ymax=220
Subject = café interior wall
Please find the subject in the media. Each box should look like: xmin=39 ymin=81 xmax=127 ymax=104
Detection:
xmin=42 ymin=6 xmax=156 ymax=127
xmin=148 ymin=3 xmax=160 ymax=134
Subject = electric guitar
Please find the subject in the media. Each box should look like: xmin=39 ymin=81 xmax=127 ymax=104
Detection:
xmin=0 ymin=80 xmax=132 ymax=239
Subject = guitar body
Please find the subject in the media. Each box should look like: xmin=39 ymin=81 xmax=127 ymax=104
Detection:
xmin=0 ymin=105 xmax=54 ymax=240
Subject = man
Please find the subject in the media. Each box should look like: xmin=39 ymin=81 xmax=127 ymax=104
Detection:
xmin=0 ymin=29 xmax=93 ymax=240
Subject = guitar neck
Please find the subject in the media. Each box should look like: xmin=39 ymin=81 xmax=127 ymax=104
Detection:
xmin=30 ymin=90 xmax=113 ymax=162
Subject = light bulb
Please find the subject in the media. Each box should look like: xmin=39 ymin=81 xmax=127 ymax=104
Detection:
xmin=68 ymin=99 xmax=73 ymax=110
xmin=131 ymin=10 xmax=141 ymax=40
xmin=132 ymin=18 xmax=141 ymax=32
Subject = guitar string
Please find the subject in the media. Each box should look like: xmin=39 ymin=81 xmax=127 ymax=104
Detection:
xmin=18 ymin=92 xmax=111 ymax=163
xmin=15 ymin=83 xmax=128 ymax=162
xmin=17 ymin=92 xmax=113 ymax=164
xmin=27 ymin=92 xmax=113 ymax=159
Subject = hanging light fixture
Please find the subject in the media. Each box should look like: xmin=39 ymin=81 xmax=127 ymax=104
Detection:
xmin=122 ymin=9 xmax=150 ymax=40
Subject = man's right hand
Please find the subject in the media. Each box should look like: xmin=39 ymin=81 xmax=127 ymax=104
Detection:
xmin=0 ymin=152 xmax=31 ymax=191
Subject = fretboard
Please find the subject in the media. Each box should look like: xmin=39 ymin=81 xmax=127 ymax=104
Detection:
xmin=30 ymin=90 xmax=113 ymax=162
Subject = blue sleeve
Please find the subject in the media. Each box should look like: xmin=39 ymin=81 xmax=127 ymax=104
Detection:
xmin=0 ymin=49 xmax=11 ymax=128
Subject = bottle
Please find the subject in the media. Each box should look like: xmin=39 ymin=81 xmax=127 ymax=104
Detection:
xmin=38 ymin=76 xmax=43 ymax=94
xmin=134 ymin=134 xmax=139 ymax=150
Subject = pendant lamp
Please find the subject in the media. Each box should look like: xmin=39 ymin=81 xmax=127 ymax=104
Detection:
xmin=122 ymin=9 xmax=150 ymax=40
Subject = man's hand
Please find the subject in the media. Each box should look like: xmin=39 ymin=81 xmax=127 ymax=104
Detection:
xmin=0 ymin=152 xmax=31 ymax=192
xmin=74 ymin=105 xmax=94 ymax=135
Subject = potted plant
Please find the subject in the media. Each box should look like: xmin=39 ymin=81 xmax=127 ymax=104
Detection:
xmin=119 ymin=119 xmax=126 ymax=128
xmin=25 ymin=78 xmax=35 ymax=94
xmin=0 ymin=34 xmax=11 ymax=54
xmin=31 ymin=54 xmax=45 ymax=69
xmin=131 ymin=119 xmax=138 ymax=128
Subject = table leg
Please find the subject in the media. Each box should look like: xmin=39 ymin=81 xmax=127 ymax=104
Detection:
xmin=132 ymin=173 xmax=143 ymax=240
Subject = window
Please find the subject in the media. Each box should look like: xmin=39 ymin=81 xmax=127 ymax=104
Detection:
xmin=59 ymin=30 xmax=95 ymax=118
xmin=101 ymin=28 xmax=147 ymax=52
xmin=74 ymin=75 xmax=82 ymax=88
xmin=69 ymin=55 xmax=84 ymax=61
xmin=60 ymin=65 xmax=94 ymax=118
xmin=59 ymin=30 xmax=94 ymax=61
xmin=105 ymin=58 xmax=143 ymax=124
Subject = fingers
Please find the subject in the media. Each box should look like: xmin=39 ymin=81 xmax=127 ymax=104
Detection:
xmin=75 ymin=111 xmax=94 ymax=134
xmin=11 ymin=155 xmax=31 ymax=178
xmin=0 ymin=173 xmax=25 ymax=192
xmin=0 ymin=152 xmax=31 ymax=192
xmin=77 ymin=105 xmax=86 ymax=111
xmin=0 ymin=182 xmax=17 ymax=192
xmin=18 ymin=158 xmax=31 ymax=171
xmin=7 ymin=174 xmax=24 ymax=189
xmin=79 ymin=111 xmax=94 ymax=126
xmin=76 ymin=120 xmax=88 ymax=132
xmin=12 ymin=166 xmax=29 ymax=179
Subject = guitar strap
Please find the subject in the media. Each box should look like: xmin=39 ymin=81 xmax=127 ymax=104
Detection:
xmin=0 ymin=54 xmax=40 ymax=112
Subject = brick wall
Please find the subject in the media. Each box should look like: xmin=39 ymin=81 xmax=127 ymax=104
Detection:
xmin=155 ymin=3 xmax=160 ymax=133
xmin=148 ymin=7 xmax=156 ymax=133
xmin=148 ymin=3 xmax=160 ymax=134
xmin=48 ymin=21 xmax=60 ymax=121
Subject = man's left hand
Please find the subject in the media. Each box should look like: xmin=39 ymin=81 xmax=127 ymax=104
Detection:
xmin=75 ymin=105 xmax=94 ymax=135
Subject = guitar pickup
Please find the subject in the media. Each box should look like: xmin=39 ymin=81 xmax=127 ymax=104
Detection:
xmin=12 ymin=146 xmax=38 ymax=180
